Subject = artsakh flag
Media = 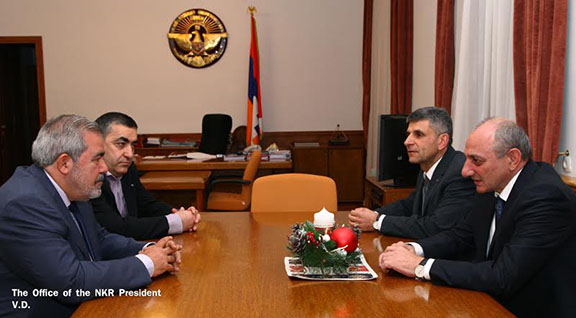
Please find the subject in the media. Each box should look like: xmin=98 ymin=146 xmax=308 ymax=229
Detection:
xmin=247 ymin=12 xmax=263 ymax=146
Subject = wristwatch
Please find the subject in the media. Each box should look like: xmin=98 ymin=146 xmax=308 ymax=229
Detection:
xmin=414 ymin=258 xmax=429 ymax=280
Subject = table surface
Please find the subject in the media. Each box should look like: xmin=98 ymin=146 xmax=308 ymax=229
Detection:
xmin=136 ymin=158 xmax=292 ymax=172
xmin=74 ymin=212 xmax=512 ymax=317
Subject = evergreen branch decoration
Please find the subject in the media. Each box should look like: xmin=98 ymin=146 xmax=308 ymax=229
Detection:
xmin=287 ymin=221 xmax=361 ymax=276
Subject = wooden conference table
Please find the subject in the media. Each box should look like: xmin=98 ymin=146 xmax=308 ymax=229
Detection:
xmin=74 ymin=212 xmax=512 ymax=317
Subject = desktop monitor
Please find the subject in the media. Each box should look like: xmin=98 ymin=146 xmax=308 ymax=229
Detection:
xmin=378 ymin=114 xmax=419 ymax=186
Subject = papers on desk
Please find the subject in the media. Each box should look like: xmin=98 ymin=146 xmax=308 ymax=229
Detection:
xmin=142 ymin=155 xmax=166 ymax=160
xmin=161 ymin=138 xmax=197 ymax=147
xmin=284 ymin=254 xmax=378 ymax=281
xmin=242 ymin=150 xmax=292 ymax=162
xmin=269 ymin=150 xmax=291 ymax=161
xmin=224 ymin=154 xmax=247 ymax=161
xmin=186 ymin=152 xmax=217 ymax=160
xmin=146 ymin=137 xmax=161 ymax=145
xmin=167 ymin=153 xmax=188 ymax=159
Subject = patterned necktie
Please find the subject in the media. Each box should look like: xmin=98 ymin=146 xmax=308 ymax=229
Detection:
xmin=487 ymin=196 xmax=506 ymax=258
xmin=495 ymin=196 xmax=505 ymax=224
xmin=421 ymin=174 xmax=430 ymax=215
xmin=107 ymin=175 xmax=127 ymax=218
xmin=69 ymin=202 xmax=95 ymax=261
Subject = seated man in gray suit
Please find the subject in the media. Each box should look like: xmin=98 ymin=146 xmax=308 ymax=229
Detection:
xmin=91 ymin=112 xmax=200 ymax=240
xmin=349 ymin=107 xmax=475 ymax=238
xmin=0 ymin=115 xmax=182 ymax=318
xmin=380 ymin=119 xmax=576 ymax=317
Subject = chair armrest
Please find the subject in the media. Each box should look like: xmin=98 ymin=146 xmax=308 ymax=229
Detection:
xmin=206 ymin=179 xmax=252 ymax=195
xmin=211 ymin=172 xmax=244 ymax=179
xmin=207 ymin=172 xmax=244 ymax=185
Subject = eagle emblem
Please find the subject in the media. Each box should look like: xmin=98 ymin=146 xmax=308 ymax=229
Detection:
xmin=168 ymin=9 xmax=228 ymax=68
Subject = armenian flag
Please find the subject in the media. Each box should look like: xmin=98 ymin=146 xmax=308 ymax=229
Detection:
xmin=247 ymin=9 xmax=263 ymax=146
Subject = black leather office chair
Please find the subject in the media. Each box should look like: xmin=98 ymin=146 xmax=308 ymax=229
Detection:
xmin=199 ymin=114 xmax=232 ymax=155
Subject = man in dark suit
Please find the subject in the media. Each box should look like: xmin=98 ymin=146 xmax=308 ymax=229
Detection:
xmin=380 ymin=118 xmax=576 ymax=317
xmin=90 ymin=112 xmax=200 ymax=240
xmin=349 ymin=107 xmax=475 ymax=238
xmin=0 ymin=115 xmax=182 ymax=317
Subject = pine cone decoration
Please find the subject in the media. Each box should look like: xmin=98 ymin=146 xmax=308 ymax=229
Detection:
xmin=288 ymin=224 xmax=307 ymax=254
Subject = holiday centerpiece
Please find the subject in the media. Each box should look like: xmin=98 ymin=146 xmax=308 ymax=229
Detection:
xmin=284 ymin=208 xmax=378 ymax=280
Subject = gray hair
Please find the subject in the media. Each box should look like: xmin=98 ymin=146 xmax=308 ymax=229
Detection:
xmin=407 ymin=106 xmax=453 ymax=145
xmin=478 ymin=118 xmax=532 ymax=160
xmin=31 ymin=114 xmax=102 ymax=167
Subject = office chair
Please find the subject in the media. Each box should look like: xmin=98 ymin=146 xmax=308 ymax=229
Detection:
xmin=206 ymin=150 xmax=262 ymax=211
xmin=199 ymin=114 xmax=232 ymax=155
xmin=250 ymin=173 xmax=338 ymax=212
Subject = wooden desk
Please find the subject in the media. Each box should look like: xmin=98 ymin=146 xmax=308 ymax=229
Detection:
xmin=561 ymin=175 xmax=576 ymax=192
xmin=136 ymin=158 xmax=292 ymax=172
xmin=74 ymin=212 xmax=512 ymax=317
xmin=140 ymin=171 xmax=211 ymax=211
xmin=364 ymin=176 xmax=414 ymax=209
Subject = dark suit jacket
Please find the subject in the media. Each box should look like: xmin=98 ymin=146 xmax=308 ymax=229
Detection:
xmin=418 ymin=161 xmax=576 ymax=317
xmin=91 ymin=163 xmax=173 ymax=240
xmin=376 ymin=146 xmax=476 ymax=238
xmin=0 ymin=164 xmax=151 ymax=318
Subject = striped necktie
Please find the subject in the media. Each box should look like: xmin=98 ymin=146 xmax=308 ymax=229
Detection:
xmin=69 ymin=202 xmax=95 ymax=261
xmin=495 ymin=196 xmax=505 ymax=225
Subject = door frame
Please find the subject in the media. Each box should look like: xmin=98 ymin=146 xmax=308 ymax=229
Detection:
xmin=0 ymin=36 xmax=47 ymax=124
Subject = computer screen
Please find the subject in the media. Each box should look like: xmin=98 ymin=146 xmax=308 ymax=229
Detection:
xmin=378 ymin=114 xmax=419 ymax=186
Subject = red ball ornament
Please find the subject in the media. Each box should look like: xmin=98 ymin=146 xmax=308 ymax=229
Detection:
xmin=330 ymin=227 xmax=358 ymax=253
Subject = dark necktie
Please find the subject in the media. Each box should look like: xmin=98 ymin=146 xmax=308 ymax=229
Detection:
xmin=487 ymin=196 xmax=506 ymax=259
xmin=69 ymin=202 xmax=95 ymax=261
xmin=495 ymin=196 xmax=505 ymax=224
xmin=421 ymin=174 xmax=430 ymax=215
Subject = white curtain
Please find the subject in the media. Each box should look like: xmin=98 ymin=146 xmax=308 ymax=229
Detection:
xmin=366 ymin=0 xmax=392 ymax=177
xmin=451 ymin=0 xmax=516 ymax=151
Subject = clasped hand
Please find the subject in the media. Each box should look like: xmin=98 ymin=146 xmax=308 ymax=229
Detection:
xmin=141 ymin=236 xmax=183 ymax=277
xmin=173 ymin=206 xmax=201 ymax=232
xmin=379 ymin=241 xmax=422 ymax=278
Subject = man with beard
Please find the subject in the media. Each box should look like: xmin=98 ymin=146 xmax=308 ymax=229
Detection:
xmin=349 ymin=107 xmax=475 ymax=238
xmin=0 ymin=115 xmax=182 ymax=318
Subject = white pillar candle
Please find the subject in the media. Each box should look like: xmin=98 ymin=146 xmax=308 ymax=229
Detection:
xmin=313 ymin=207 xmax=335 ymax=231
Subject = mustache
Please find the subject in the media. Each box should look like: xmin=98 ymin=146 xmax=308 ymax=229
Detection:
xmin=96 ymin=174 xmax=105 ymax=183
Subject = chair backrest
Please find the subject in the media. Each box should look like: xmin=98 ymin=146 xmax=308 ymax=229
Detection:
xmin=251 ymin=173 xmax=338 ymax=212
xmin=199 ymin=114 xmax=232 ymax=155
xmin=240 ymin=150 xmax=262 ymax=203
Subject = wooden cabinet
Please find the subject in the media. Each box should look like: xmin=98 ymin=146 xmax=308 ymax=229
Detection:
xmin=364 ymin=176 xmax=414 ymax=210
xmin=561 ymin=175 xmax=576 ymax=192
xmin=292 ymin=146 xmax=328 ymax=175
xmin=291 ymin=144 xmax=365 ymax=203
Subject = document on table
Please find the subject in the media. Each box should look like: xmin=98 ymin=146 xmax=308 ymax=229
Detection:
xmin=284 ymin=254 xmax=378 ymax=281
